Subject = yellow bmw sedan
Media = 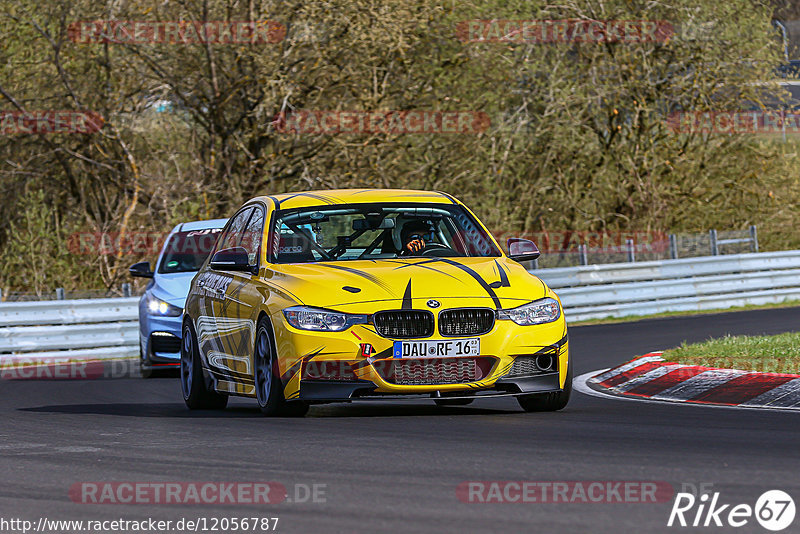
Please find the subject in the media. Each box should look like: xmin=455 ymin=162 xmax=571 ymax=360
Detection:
xmin=181 ymin=189 xmax=570 ymax=416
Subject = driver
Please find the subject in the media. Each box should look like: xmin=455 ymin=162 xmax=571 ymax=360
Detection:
xmin=400 ymin=220 xmax=432 ymax=256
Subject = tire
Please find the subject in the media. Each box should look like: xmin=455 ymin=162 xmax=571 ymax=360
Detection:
xmin=254 ymin=317 xmax=309 ymax=417
xmin=516 ymin=360 xmax=572 ymax=412
xmin=139 ymin=342 xmax=154 ymax=379
xmin=180 ymin=319 xmax=228 ymax=410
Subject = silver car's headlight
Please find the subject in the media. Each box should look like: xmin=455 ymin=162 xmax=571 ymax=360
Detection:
xmin=283 ymin=306 xmax=368 ymax=332
xmin=145 ymin=293 xmax=183 ymax=317
xmin=497 ymin=297 xmax=561 ymax=325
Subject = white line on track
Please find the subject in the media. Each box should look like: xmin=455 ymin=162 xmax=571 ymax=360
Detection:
xmin=573 ymin=369 xmax=800 ymax=414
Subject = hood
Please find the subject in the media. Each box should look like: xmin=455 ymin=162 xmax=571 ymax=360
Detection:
xmin=151 ymin=271 xmax=199 ymax=307
xmin=264 ymin=257 xmax=548 ymax=310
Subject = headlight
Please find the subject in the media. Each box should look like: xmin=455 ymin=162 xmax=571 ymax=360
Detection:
xmin=497 ymin=297 xmax=561 ymax=325
xmin=145 ymin=294 xmax=183 ymax=317
xmin=283 ymin=306 xmax=368 ymax=332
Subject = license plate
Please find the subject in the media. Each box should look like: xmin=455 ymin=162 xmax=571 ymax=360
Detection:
xmin=393 ymin=338 xmax=480 ymax=359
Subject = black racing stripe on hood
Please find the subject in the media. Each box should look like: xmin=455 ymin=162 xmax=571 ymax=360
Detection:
xmin=389 ymin=259 xmax=461 ymax=281
xmin=317 ymin=263 xmax=397 ymax=296
xmin=401 ymin=279 xmax=413 ymax=309
xmin=426 ymin=258 xmax=502 ymax=309
xmin=498 ymin=260 xmax=510 ymax=286
xmin=489 ymin=260 xmax=511 ymax=289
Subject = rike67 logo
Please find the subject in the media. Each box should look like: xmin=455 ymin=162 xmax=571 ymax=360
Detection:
xmin=668 ymin=489 xmax=795 ymax=531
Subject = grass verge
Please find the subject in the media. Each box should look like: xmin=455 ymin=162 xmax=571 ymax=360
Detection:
xmin=662 ymin=332 xmax=800 ymax=374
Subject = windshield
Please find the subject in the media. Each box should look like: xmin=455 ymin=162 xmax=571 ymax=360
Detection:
xmin=158 ymin=228 xmax=223 ymax=273
xmin=270 ymin=203 xmax=501 ymax=263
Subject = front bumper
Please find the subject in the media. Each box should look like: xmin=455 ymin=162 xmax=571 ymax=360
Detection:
xmin=271 ymin=305 xmax=569 ymax=402
xmin=140 ymin=314 xmax=183 ymax=366
xmin=298 ymin=371 xmax=562 ymax=401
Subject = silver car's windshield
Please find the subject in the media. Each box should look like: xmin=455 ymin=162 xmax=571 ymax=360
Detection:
xmin=158 ymin=228 xmax=223 ymax=273
xmin=270 ymin=203 xmax=500 ymax=263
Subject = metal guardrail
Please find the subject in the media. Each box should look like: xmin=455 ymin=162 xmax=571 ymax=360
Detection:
xmin=2 ymin=250 xmax=800 ymax=362
xmin=0 ymin=298 xmax=139 ymax=327
xmin=535 ymin=251 xmax=800 ymax=322
xmin=539 ymin=250 xmax=800 ymax=288
xmin=0 ymin=322 xmax=139 ymax=352
xmin=0 ymin=297 xmax=139 ymax=363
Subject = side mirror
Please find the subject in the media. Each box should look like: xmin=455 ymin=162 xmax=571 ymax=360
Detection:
xmin=507 ymin=238 xmax=540 ymax=262
xmin=210 ymin=247 xmax=256 ymax=273
xmin=129 ymin=261 xmax=154 ymax=278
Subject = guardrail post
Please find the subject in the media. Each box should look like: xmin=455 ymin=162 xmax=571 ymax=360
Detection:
xmin=579 ymin=244 xmax=588 ymax=266
xmin=0 ymin=288 xmax=3 ymax=301
xmin=531 ymin=258 xmax=539 ymax=270
xmin=56 ymin=288 xmax=65 ymax=300
xmin=710 ymin=229 xmax=719 ymax=256
xmin=669 ymin=234 xmax=678 ymax=260
xmin=122 ymin=283 xmax=131 ymax=298
xmin=750 ymin=225 xmax=759 ymax=253
xmin=626 ymin=239 xmax=635 ymax=262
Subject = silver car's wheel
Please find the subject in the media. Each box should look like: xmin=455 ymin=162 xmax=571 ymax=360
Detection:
xmin=140 ymin=341 xmax=154 ymax=379
xmin=180 ymin=332 xmax=193 ymax=397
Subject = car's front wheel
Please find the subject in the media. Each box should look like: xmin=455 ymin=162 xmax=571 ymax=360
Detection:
xmin=254 ymin=317 xmax=309 ymax=417
xmin=517 ymin=360 xmax=572 ymax=412
xmin=180 ymin=320 xmax=228 ymax=410
xmin=139 ymin=341 xmax=154 ymax=379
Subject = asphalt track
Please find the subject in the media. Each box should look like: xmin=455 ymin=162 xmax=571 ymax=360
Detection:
xmin=3 ymin=307 xmax=800 ymax=534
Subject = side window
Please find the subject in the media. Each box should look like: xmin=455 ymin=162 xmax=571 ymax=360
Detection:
xmin=240 ymin=207 xmax=265 ymax=266
xmin=216 ymin=207 xmax=254 ymax=253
